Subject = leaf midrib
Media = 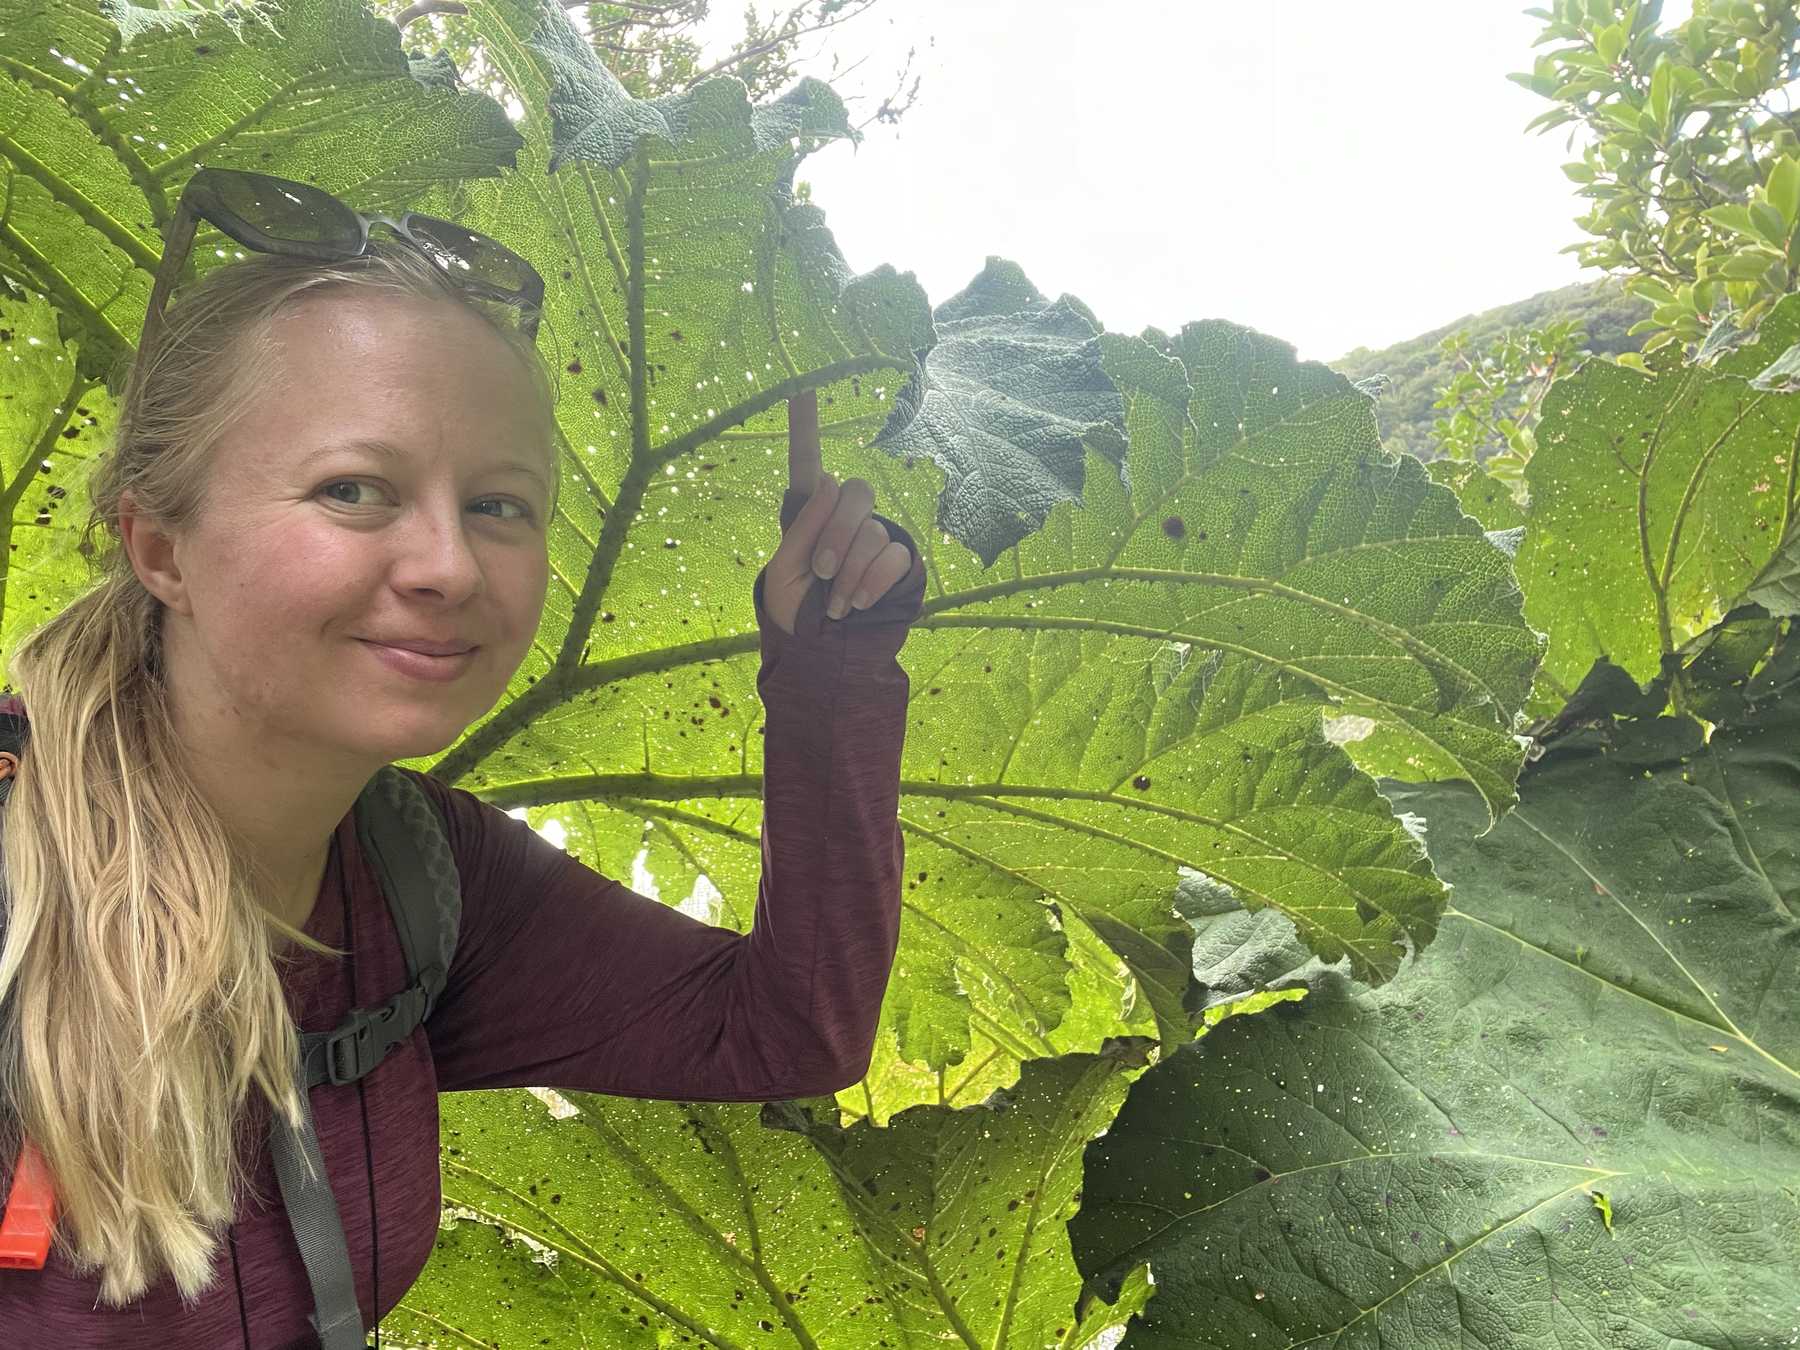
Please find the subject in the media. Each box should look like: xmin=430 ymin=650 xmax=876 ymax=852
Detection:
xmin=1446 ymin=905 xmax=1797 ymax=1084
xmin=1093 ymin=1150 xmax=1616 ymax=1290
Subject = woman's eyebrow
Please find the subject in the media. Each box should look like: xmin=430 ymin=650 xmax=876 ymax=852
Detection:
xmin=301 ymin=437 xmax=551 ymax=490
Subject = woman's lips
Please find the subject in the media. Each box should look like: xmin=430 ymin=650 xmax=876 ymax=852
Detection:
xmin=359 ymin=639 xmax=478 ymax=682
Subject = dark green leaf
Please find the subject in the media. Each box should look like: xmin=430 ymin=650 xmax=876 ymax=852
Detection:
xmin=1069 ymin=630 xmax=1800 ymax=1347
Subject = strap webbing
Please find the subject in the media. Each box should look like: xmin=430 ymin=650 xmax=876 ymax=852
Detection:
xmin=269 ymin=1072 xmax=368 ymax=1350
xmin=264 ymin=765 xmax=460 ymax=1348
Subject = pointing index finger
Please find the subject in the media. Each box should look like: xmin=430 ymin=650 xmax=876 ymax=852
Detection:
xmin=787 ymin=389 xmax=822 ymax=496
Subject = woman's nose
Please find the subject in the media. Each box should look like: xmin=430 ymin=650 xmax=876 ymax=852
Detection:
xmin=392 ymin=501 xmax=484 ymax=601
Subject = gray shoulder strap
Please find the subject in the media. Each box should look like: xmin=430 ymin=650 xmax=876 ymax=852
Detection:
xmin=296 ymin=766 xmax=461 ymax=1089
xmin=278 ymin=764 xmax=462 ymax=1347
xmin=354 ymin=764 xmax=461 ymax=1020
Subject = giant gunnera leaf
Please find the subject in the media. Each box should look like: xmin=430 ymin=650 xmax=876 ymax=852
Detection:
xmin=0 ymin=0 xmax=526 ymax=384
xmin=385 ymin=1046 xmax=1158 ymax=1347
xmin=1517 ymin=291 xmax=1800 ymax=706
xmin=741 ymin=308 xmax=1541 ymax=1116
xmin=0 ymin=288 xmax=112 ymax=649
xmin=1068 ymin=621 xmax=1800 ymax=1347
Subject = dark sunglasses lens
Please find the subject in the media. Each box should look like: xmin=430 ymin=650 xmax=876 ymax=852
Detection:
xmin=405 ymin=216 xmax=537 ymax=296
xmin=211 ymin=171 xmax=361 ymax=248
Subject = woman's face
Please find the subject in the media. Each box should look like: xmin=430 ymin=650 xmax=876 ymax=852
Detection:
xmin=142 ymin=290 xmax=555 ymax=768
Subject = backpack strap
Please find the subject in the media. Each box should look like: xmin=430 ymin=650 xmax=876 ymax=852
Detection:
xmin=297 ymin=765 xmax=462 ymax=1088
xmin=0 ymin=699 xmax=25 ymax=811
xmin=271 ymin=763 xmax=462 ymax=1348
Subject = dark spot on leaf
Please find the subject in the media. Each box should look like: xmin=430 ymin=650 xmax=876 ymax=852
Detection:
xmin=1161 ymin=516 xmax=1185 ymax=540
xmin=567 ymin=358 xmax=582 ymax=374
xmin=593 ymin=388 xmax=608 ymax=406
xmin=1252 ymin=1168 xmax=1272 ymax=1183
xmin=1132 ymin=775 xmax=1151 ymax=790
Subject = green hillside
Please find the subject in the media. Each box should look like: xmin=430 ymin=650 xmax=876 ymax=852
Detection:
xmin=1330 ymin=277 xmax=1650 ymax=461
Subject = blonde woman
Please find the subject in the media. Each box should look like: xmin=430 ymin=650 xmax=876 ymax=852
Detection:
xmin=0 ymin=168 xmax=924 ymax=1347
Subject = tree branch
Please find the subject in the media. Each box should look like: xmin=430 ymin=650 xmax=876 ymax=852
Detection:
xmin=681 ymin=0 xmax=883 ymax=88
xmin=393 ymin=0 xmax=466 ymax=27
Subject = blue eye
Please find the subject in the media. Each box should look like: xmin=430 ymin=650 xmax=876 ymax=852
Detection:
xmin=318 ymin=480 xmax=536 ymax=523
xmin=319 ymin=481 xmax=379 ymax=507
xmin=471 ymin=497 xmax=536 ymax=522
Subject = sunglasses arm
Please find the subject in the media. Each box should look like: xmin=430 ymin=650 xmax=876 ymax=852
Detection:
xmin=137 ymin=202 xmax=203 ymax=358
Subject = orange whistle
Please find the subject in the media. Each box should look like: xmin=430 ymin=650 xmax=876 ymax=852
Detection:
xmin=0 ymin=1137 xmax=56 ymax=1270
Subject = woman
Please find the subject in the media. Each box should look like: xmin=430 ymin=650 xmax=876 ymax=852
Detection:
xmin=0 ymin=190 xmax=925 ymax=1345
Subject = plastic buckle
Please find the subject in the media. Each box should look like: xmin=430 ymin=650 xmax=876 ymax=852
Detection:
xmin=0 ymin=1137 xmax=56 ymax=1270
xmin=322 ymin=1010 xmax=382 ymax=1086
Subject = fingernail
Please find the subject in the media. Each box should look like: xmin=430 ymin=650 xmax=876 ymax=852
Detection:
xmin=815 ymin=549 xmax=838 ymax=579
xmin=850 ymin=590 xmax=871 ymax=611
xmin=827 ymin=597 xmax=849 ymax=620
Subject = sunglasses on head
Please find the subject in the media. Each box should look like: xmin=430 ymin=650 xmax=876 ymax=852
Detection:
xmin=137 ymin=167 xmax=546 ymax=355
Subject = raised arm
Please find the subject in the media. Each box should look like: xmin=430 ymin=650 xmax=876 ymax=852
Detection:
xmin=424 ymin=393 xmax=927 ymax=1101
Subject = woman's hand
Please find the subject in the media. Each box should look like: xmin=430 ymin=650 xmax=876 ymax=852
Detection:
xmin=761 ymin=390 xmax=916 ymax=638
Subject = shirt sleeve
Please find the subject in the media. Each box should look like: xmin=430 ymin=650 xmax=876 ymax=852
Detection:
xmin=421 ymin=489 xmax=927 ymax=1102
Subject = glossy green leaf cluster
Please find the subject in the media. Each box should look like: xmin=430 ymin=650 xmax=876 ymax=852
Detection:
xmin=1515 ymin=0 xmax=1800 ymax=350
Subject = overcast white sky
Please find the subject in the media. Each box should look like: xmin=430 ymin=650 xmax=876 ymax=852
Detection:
xmin=695 ymin=0 xmax=1609 ymax=362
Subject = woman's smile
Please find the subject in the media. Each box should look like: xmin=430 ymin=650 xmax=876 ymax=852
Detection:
xmin=358 ymin=638 xmax=481 ymax=682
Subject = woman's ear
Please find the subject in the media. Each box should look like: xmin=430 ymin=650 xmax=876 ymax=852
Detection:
xmin=116 ymin=490 xmax=191 ymax=617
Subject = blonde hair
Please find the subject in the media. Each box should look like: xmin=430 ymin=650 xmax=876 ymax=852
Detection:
xmin=0 ymin=239 xmax=557 ymax=1307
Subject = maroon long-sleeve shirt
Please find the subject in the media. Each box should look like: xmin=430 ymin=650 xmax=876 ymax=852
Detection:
xmin=0 ymin=491 xmax=925 ymax=1348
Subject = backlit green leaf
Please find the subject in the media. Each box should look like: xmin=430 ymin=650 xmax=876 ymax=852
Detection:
xmin=1517 ymin=291 xmax=1800 ymax=700
xmin=391 ymin=1046 xmax=1158 ymax=1346
xmin=0 ymin=289 xmax=111 ymax=650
